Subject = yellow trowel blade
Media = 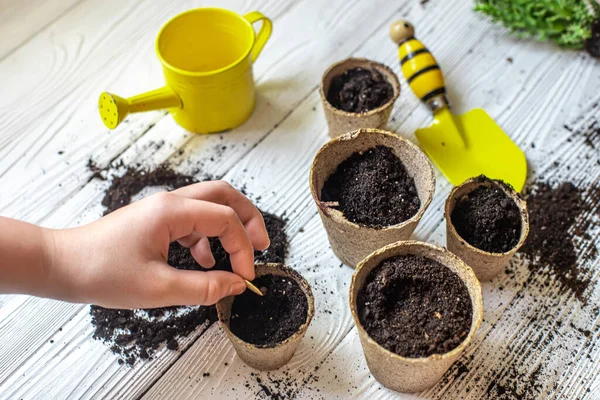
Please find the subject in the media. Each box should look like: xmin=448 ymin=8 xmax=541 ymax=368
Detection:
xmin=416 ymin=107 xmax=527 ymax=192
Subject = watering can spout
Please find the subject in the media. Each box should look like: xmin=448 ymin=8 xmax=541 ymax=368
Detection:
xmin=98 ymin=87 xmax=181 ymax=129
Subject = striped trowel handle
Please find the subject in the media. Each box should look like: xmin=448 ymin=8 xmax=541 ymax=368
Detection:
xmin=390 ymin=21 xmax=448 ymax=110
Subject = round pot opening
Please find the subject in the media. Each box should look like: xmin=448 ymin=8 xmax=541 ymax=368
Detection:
xmin=217 ymin=263 xmax=315 ymax=370
xmin=320 ymin=58 xmax=400 ymax=116
xmin=444 ymin=176 xmax=529 ymax=281
xmin=349 ymin=241 xmax=483 ymax=393
xmin=309 ymin=128 xmax=435 ymax=267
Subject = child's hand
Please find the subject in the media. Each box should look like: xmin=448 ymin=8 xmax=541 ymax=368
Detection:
xmin=1 ymin=181 xmax=270 ymax=309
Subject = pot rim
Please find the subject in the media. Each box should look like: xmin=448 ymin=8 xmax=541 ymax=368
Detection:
xmin=216 ymin=263 xmax=315 ymax=350
xmin=319 ymin=57 xmax=401 ymax=117
xmin=444 ymin=176 xmax=530 ymax=257
xmin=349 ymin=240 xmax=484 ymax=364
xmin=309 ymin=128 xmax=436 ymax=232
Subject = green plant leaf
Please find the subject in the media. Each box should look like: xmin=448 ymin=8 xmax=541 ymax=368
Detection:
xmin=474 ymin=0 xmax=599 ymax=49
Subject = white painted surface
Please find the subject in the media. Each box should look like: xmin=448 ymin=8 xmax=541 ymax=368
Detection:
xmin=0 ymin=0 xmax=599 ymax=398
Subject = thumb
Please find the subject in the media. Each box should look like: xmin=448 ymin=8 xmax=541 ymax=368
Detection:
xmin=165 ymin=269 xmax=247 ymax=306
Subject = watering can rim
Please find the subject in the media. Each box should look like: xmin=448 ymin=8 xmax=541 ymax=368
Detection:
xmin=154 ymin=7 xmax=257 ymax=78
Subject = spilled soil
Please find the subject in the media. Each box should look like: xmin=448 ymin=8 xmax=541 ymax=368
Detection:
xmin=357 ymin=255 xmax=473 ymax=357
xmin=520 ymin=181 xmax=600 ymax=300
xmin=321 ymin=145 xmax=420 ymax=227
xmin=98 ymin=163 xmax=197 ymax=215
xmin=326 ymin=67 xmax=394 ymax=113
xmin=88 ymin=164 xmax=289 ymax=365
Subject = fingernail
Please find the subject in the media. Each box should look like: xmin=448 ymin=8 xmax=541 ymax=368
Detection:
xmin=229 ymin=281 xmax=246 ymax=296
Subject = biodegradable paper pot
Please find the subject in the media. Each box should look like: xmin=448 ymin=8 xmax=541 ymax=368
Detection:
xmin=320 ymin=58 xmax=400 ymax=138
xmin=445 ymin=177 xmax=530 ymax=281
xmin=216 ymin=263 xmax=314 ymax=371
xmin=350 ymin=240 xmax=484 ymax=393
xmin=309 ymin=128 xmax=435 ymax=268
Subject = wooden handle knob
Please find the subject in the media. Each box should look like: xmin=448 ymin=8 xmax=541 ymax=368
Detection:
xmin=389 ymin=20 xmax=415 ymax=44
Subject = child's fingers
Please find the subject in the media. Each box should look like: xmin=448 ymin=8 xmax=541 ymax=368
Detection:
xmin=164 ymin=268 xmax=246 ymax=306
xmin=176 ymin=231 xmax=202 ymax=248
xmin=175 ymin=233 xmax=216 ymax=269
xmin=172 ymin=181 xmax=270 ymax=251
xmin=158 ymin=194 xmax=255 ymax=280
xmin=190 ymin=237 xmax=215 ymax=269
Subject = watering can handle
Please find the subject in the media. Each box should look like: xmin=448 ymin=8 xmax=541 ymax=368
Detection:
xmin=98 ymin=87 xmax=181 ymax=129
xmin=389 ymin=20 xmax=449 ymax=112
xmin=244 ymin=11 xmax=272 ymax=62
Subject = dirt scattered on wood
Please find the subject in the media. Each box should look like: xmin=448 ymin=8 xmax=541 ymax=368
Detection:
xmin=87 ymin=163 xmax=289 ymax=365
xmin=244 ymin=367 xmax=324 ymax=400
xmin=100 ymin=164 xmax=197 ymax=215
xmin=448 ymin=157 xmax=600 ymax=398
xmin=520 ymin=180 xmax=600 ymax=300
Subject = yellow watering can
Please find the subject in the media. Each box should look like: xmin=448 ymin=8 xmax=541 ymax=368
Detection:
xmin=389 ymin=21 xmax=527 ymax=191
xmin=99 ymin=8 xmax=272 ymax=134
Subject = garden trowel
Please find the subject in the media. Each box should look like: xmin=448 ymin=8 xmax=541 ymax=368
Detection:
xmin=389 ymin=20 xmax=527 ymax=191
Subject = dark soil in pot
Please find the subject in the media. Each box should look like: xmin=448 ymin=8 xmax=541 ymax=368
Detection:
xmin=326 ymin=67 xmax=394 ymax=113
xmin=229 ymin=274 xmax=308 ymax=347
xmin=357 ymin=255 xmax=473 ymax=358
xmin=450 ymin=176 xmax=522 ymax=253
xmin=321 ymin=145 xmax=420 ymax=228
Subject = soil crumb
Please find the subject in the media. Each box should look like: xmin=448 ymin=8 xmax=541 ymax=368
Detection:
xmin=230 ymin=272 xmax=308 ymax=346
xmin=357 ymin=255 xmax=473 ymax=358
xmin=91 ymin=304 xmax=215 ymax=366
xmin=450 ymin=176 xmax=522 ymax=253
xmin=244 ymin=367 xmax=323 ymax=399
xmin=326 ymin=67 xmax=394 ymax=113
xmin=100 ymin=164 xmax=197 ymax=215
xmin=88 ymin=163 xmax=289 ymax=365
xmin=321 ymin=145 xmax=420 ymax=228
xmin=585 ymin=19 xmax=600 ymax=58
xmin=520 ymin=181 xmax=600 ymax=300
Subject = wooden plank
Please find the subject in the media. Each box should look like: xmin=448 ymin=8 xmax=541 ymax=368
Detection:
xmin=0 ymin=303 xmax=215 ymax=400
xmin=0 ymin=300 xmax=83 ymax=383
xmin=0 ymin=0 xmax=82 ymax=59
xmin=0 ymin=0 xmax=171 ymax=224
xmin=0 ymin=0 xmax=425 ymax=397
xmin=1 ymin=0 xmax=599 ymax=398
xmin=0 ymin=0 xmax=301 ymax=397
xmin=0 ymin=0 xmax=292 ymax=224
xmin=143 ymin=0 xmax=600 ymax=398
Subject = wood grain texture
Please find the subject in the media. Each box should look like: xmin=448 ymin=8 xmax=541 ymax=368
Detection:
xmin=144 ymin=0 xmax=600 ymax=399
xmin=0 ymin=0 xmax=416 ymax=398
xmin=0 ymin=0 xmax=293 ymax=224
xmin=0 ymin=0 xmax=599 ymax=398
xmin=0 ymin=0 xmax=82 ymax=60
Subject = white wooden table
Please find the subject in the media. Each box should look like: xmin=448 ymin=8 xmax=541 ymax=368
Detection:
xmin=1 ymin=0 xmax=599 ymax=398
